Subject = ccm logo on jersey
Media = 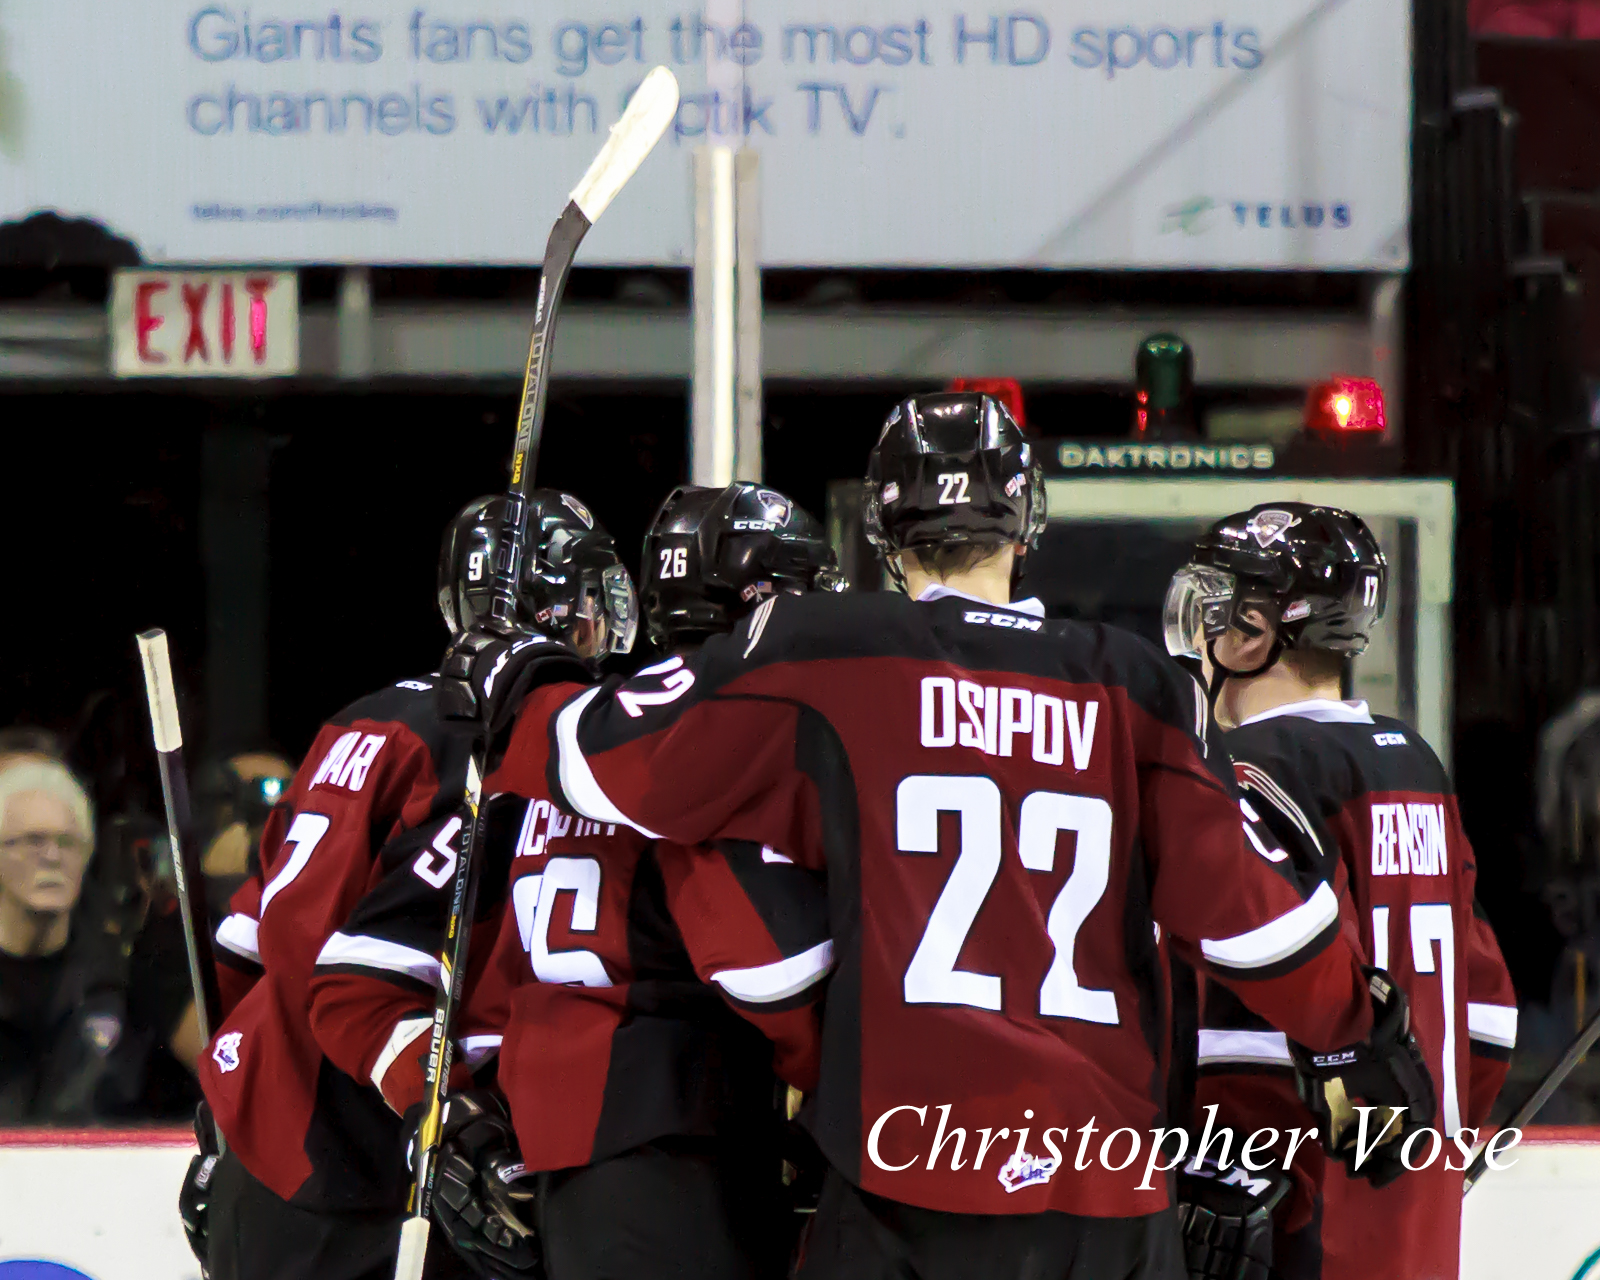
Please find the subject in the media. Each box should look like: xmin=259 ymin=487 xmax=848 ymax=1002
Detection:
xmin=515 ymin=798 xmax=617 ymax=860
xmin=964 ymin=610 xmax=1043 ymax=632
xmin=310 ymin=731 xmax=386 ymax=792
xmin=920 ymin=676 xmax=1098 ymax=768
xmin=1371 ymin=802 xmax=1449 ymax=877
xmin=1373 ymin=732 xmax=1406 ymax=747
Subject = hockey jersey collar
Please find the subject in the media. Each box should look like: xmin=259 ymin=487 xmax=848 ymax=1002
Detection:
xmin=1238 ymin=698 xmax=1374 ymax=727
xmin=915 ymin=584 xmax=1046 ymax=619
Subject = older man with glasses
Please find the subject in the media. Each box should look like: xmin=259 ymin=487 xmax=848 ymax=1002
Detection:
xmin=0 ymin=755 xmax=130 ymax=1122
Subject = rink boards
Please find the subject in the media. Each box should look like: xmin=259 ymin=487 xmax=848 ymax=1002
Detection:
xmin=0 ymin=1127 xmax=1595 ymax=1280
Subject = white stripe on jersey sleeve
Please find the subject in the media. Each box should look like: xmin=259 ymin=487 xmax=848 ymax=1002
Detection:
xmin=459 ymin=1035 xmax=504 ymax=1069
xmin=1197 ymin=1028 xmax=1293 ymax=1067
xmin=371 ymin=1015 xmax=432 ymax=1093
xmin=1467 ymin=1002 xmax=1519 ymax=1048
xmin=712 ymin=939 xmax=834 ymax=1004
xmin=317 ymin=931 xmax=440 ymax=986
xmin=555 ymin=686 xmax=664 ymax=839
xmin=215 ymin=913 xmax=261 ymax=964
xmin=1200 ymin=882 xmax=1339 ymax=971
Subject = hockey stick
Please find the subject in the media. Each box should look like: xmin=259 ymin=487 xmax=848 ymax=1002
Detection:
xmin=135 ymin=631 xmax=226 ymax=1060
xmin=1463 ymin=1003 xmax=1600 ymax=1193
xmin=395 ymin=65 xmax=680 ymax=1280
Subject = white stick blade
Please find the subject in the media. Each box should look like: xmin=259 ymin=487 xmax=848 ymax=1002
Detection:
xmin=570 ymin=66 xmax=680 ymax=223
xmin=136 ymin=629 xmax=184 ymax=754
xmin=393 ymin=1217 xmax=431 ymax=1280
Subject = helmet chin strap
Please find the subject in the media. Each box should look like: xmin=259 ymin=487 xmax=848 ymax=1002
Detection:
xmin=1205 ymin=636 xmax=1284 ymax=711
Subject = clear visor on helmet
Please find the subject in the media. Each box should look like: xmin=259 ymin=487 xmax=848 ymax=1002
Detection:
xmin=567 ymin=562 xmax=639 ymax=658
xmin=1162 ymin=565 xmax=1237 ymax=660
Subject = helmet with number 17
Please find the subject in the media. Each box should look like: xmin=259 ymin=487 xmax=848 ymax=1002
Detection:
xmin=437 ymin=491 xmax=637 ymax=660
xmin=1163 ymin=502 xmax=1387 ymax=666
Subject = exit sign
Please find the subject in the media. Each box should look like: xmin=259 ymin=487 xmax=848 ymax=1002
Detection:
xmin=111 ymin=270 xmax=298 ymax=378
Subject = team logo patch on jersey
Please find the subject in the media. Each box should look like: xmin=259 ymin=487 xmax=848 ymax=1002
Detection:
xmin=998 ymin=1150 xmax=1060 ymax=1193
xmin=561 ymin=494 xmax=594 ymax=527
xmin=1245 ymin=508 xmax=1301 ymax=548
xmin=213 ymin=1031 xmax=244 ymax=1073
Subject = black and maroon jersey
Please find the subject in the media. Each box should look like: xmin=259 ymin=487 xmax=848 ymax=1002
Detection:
xmin=1196 ymin=698 xmax=1517 ymax=1280
xmin=200 ymin=676 xmax=480 ymax=1213
xmin=309 ymin=697 xmax=831 ymax=1178
xmin=522 ymin=589 xmax=1378 ymax=1219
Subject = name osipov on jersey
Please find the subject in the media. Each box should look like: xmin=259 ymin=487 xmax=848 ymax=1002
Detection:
xmin=920 ymin=676 xmax=1099 ymax=769
xmin=1370 ymin=802 xmax=1450 ymax=877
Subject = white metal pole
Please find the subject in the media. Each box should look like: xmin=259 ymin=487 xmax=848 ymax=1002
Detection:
xmin=735 ymin=149 xmax=763 ymax=482
xmin=709 ymin=144 xmax=736 ymax=486
xmin=691 ymin=148 xmax=716 ymax=483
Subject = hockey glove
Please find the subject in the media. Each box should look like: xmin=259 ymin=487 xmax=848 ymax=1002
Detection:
xmin=178 ymin=1099 xmax=220 ymax=1273
xmin=1176 ymin=1152 xmax=1291 ymax=1280
xmin=1289 ymin=967 xmax=1437 ymax=1188
xmin=437 ymin=629 xmax=592 ymax=740
xmin=428 ymin=1089 xmax=543 ymax=1280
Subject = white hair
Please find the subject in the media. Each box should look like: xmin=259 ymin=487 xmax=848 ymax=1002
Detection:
xmin=0 ymin=759 xmax=94 ymax=843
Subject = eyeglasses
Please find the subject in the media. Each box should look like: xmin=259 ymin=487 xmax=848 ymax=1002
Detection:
xmin=0 ymin=832 xmax=90 ymax=858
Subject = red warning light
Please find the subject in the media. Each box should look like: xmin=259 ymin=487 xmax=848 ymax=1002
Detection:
xmin=947 ymin=377 xmax=1027 ymax=430
xmin=1305 ymin=377 xmax=1386 ymax=437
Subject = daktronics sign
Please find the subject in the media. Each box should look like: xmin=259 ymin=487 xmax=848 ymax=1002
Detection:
xmin=110 ymin=270 xmax=298 ymax=377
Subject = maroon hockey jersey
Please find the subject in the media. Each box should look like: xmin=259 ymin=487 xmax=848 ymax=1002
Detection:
xmin=308 ymin=688 xmax=831 ymax=1176
xmin=201 ymin=676 xmax=481 ymax=1211
xmin=1196 ymin=698 xmax=1517 ymax=1280
xmin=520 ymin=589 xmax=1380 ymax=1218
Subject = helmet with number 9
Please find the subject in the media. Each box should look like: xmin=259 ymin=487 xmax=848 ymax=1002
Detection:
xmin=438 ymin=490 xmax=637 ymax=659
xmin=640 ymin=482 xmax=843 ymax=650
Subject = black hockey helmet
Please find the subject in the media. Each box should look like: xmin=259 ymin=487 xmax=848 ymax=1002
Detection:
xmin=1163 ymin=502 xmax=1387 ymax=664
xmin=438 ymin=490 xmax=637 ymax=657
xmin=864 ymin=391 xmax=1046 ymax=578
xmin=641 ymin=482 xmax=843 ymax=649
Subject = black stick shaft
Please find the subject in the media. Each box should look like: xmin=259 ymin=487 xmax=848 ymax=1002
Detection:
xmin=155 ymin=744 xmax=224 ymax=1040
xmin=1463 ymin=1003 xmax=1600 ymax=1192
xmin=406 ymin=204 xmax=592 ymax=1238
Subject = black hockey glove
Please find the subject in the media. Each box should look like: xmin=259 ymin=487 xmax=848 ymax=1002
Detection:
xmin=1289 ymin=967 xmax=1437 ymax=1188
xmin=1176 ymin=1152 xmax=1291 ymax=1280
xmin=178 ymin=1099 xmax=220 ymax=1273
xmin=437 ymin=629 xmax=592 ymax=740
xmin=427 ymin=1090 xmax=543 ymax=1280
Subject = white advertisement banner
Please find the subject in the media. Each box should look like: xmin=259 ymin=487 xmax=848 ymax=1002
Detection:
xmin=1 ymin=1130 xmax=1599 ymax=1279
xmin=0 ymin=2 xmax=1410 ymax=269
xmin=110 ymin=270 xmax=299 ymax=377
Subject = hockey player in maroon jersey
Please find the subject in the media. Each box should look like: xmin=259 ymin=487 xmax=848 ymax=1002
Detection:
xmin=451 ymin=392 xmax=1437 ymax=1280
xmin=309 ymin=481 xmax=840 ymax=1280
xmin=1165 ymin=503 xmax=1517 ymax=1280
xmin=191 ymin=491 xmax=633 ymax=1280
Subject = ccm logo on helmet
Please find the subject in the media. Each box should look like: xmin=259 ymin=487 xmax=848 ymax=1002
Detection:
xmin=964 ymin=610 xmax=1042 ymax=632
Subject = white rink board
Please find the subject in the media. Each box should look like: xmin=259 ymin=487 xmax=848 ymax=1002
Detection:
xmin=1 ymin=1134 xmax=1593 ymax=1279
xmin=0 ymin=1140 xmax=200 ymax=1280
xmin=0 ymin=1 xmax=1409 ymax=268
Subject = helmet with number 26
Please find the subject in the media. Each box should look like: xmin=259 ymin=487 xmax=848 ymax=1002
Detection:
xmin=438 ymin=491 xmax=637 ymax=660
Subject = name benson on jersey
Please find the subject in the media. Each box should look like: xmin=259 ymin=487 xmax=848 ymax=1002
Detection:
xmin=1370 ymin=801 xmax=1450 ymax=877
xmin=920 ymin=676 xmax=1099 ymax=768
